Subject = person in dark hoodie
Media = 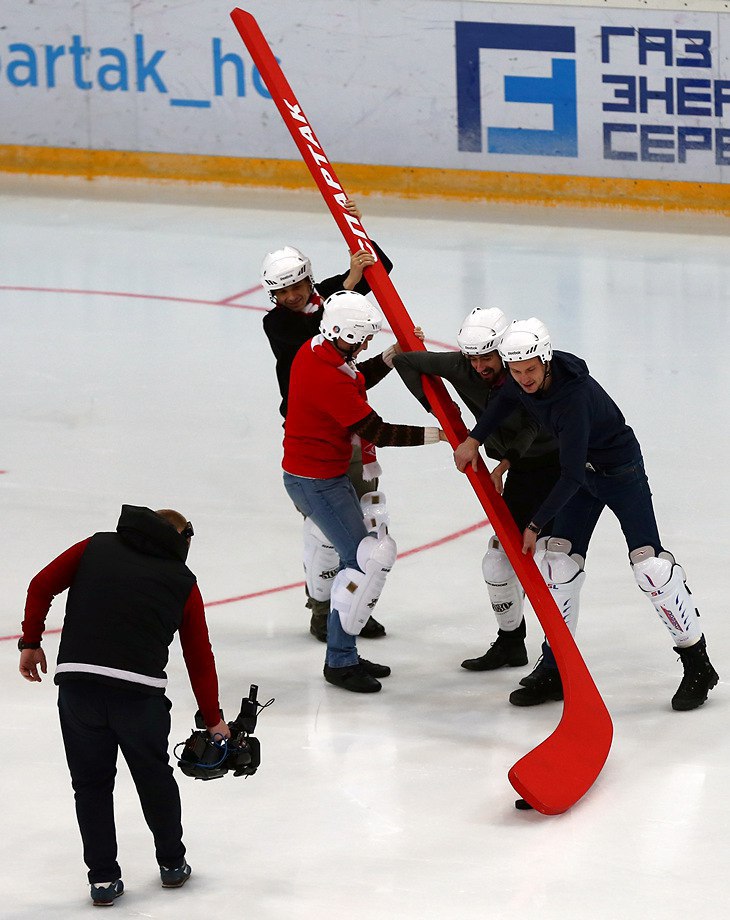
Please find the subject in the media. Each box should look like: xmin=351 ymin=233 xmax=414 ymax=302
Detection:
xmin=17 ymin=505 xmax=228 ymax=907
xmin=261 ymin=199 xmax=394 ymax=644
xmin=393 ymin=307 xmax=561 ymax=672
xmin=454 ymin=319 xmax=718 ymax=712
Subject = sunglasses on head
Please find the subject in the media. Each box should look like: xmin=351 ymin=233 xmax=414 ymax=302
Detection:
xmin=181 ymin=522 xmax=194 ymax=539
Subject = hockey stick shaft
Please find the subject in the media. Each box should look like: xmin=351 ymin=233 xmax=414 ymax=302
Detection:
xmin=231 ymin=8 xmax=612 ymax=814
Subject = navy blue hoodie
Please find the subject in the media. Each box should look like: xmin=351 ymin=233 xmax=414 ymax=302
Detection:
xmin=470 ymin=351 xmax=640 ymax=529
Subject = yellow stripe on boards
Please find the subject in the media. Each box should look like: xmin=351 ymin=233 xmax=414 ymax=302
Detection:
xmin=1 ymin=144 xmax=728 ymax=214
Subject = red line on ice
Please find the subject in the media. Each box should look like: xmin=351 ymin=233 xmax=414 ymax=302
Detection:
xmin=217 ymin=284 xmax=264 ymax=303
xmin=0 ymin=285 xmax=268 ymax=313
xmin=0 ymin=285 xmax=456 ymax=348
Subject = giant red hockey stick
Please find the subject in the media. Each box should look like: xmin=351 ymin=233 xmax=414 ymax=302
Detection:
xmin=231 ymin=8 xmax=612 ymax=814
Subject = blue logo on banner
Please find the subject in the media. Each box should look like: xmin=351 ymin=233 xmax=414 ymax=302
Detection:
xmin=455 ymin=22 xmax=578 ymax=157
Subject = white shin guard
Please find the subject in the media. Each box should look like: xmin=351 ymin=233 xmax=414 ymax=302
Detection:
xmin=332 ymin=525 xmax=397 ymax=636
xmin=630 ymin=545 xmax=702 ymax=647
xmin=302 ymin=517 xmax=340 ymax=603
xmin=535 ymin=537 xmax=585 ymax=636
xmin=481 ymin=535 xmax=524 ymax=631
xmin=361 ymin=490 xmax=390 ymax=533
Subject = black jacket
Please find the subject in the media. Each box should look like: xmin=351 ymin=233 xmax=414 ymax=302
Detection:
xmin=55 ymin=505 xmax=196 ymax=694
xmin=263 ymin=241 xmax=393 ymax=417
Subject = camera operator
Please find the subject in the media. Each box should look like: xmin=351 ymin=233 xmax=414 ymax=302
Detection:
xmin=17 ymin=505 xmax=229 ymax=907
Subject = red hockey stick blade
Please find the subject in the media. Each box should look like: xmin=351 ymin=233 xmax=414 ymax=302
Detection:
xmin=230 ymin=7 xmax=613 ymax=814
xmin=508 ymin=623 xmax=613 ymax=814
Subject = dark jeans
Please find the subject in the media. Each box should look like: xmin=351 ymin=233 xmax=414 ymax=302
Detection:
xmin=58 ymin=681 xmax=185 ymax=883
xmin=542 ymin=454 xmax=662 ymax=669
xmin=552 ymin=454 xmax=662 ymax=560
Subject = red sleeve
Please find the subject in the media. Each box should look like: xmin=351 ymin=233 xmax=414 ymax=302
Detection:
xmin=21 ymin=539 xmax=91 ymax=644
xmin=178 ymin=583 xmax=222 ymax=727
xmin=325 ymin=370 xmax=372 ymax=428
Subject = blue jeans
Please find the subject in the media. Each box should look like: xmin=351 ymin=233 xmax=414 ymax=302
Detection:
xmin=542 ymin=453 xmax=663 ymax=668
xmin=283 ymin=471 xmax=368 ymax=668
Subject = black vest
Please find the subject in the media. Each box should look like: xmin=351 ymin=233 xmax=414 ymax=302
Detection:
xmin=55 ymin=507 xmax=196 ymax=694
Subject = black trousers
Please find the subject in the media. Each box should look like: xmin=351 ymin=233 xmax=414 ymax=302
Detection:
xmin=58 ymin=681 xmax=186 ymax=883
xmin=502 ymin=463 xmax=560 ymax=534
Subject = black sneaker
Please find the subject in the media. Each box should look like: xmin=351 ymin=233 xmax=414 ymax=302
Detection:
xmin=360 ymin=616 xmax=386 ymax=639
xmin=160 ymin=861 xmax=192 ymax=888
xmin=672 ymin=635 xmax=719 ymax=711
xmin=461 ymin=623 xmax=528 ymax=671
xmin=358 ymin=657 xmax=391 ymax=678
xmin=90 ymin=879 xmax=124 ymax=906
xmin=324 ymin=662 xmax=382 ymax=693
xmin=509 ymin=660 xmax=563 ymax=706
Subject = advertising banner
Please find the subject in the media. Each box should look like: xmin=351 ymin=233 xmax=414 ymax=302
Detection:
xmin=0 ymin=0 xmax=728 ymax=184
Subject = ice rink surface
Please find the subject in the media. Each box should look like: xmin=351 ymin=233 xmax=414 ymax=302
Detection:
xmin=1 ymin=174 xmax=729 ymax=919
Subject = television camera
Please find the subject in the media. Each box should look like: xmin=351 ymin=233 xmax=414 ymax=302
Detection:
xmin=176 ymin=684 xmax=273 ymax=781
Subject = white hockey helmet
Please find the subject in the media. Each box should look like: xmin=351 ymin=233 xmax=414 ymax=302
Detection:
xmin=498 ymin=318 xmax=553 ymax=364
xmin=260 ymin=246 xmax=314 ymax=292
xmin=456 ymin=307 xmax=509 ymax=356
xmin=320 ymin=290 xmax=384 ymax=346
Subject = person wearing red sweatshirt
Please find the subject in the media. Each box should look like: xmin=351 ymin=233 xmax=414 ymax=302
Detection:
xmin=283 ymin=291 xmax=446 ymax=693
